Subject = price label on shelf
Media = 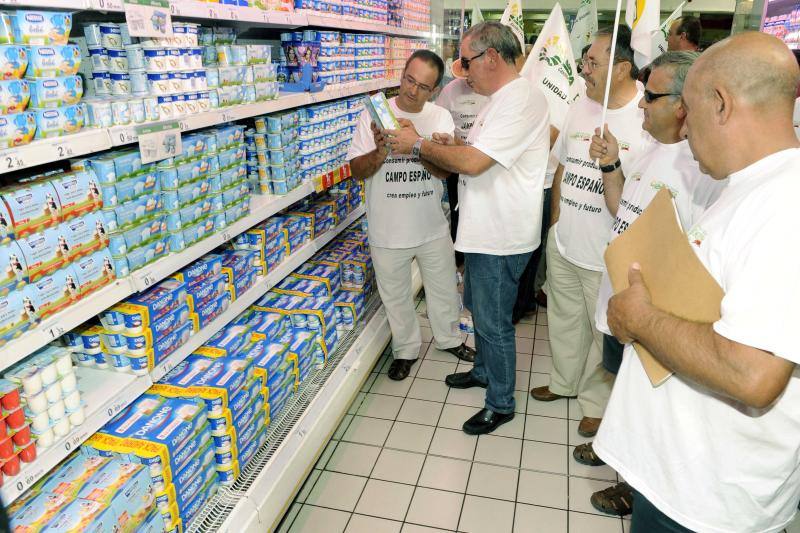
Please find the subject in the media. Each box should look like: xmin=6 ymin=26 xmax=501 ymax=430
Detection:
xmin=0 ymin=153 xmax=25 ymax=171
xmin=96 ymin=0 xmax=124 ymax=10
xmin=136 ymin=121 xmax=182 ymax=164
xmin=124 ymin=0 xmax=174 ymax=38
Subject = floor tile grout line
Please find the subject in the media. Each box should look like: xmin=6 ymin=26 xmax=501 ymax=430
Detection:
xmin=292 ymin=498 xmax=621 ymax=526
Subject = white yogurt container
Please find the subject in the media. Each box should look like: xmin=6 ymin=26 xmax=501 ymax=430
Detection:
xmin=146 ymin=72 xmax=171 ymax=95
xmin=130 ymin=68 xmax=148 ymax=94
xmin=91 ymin=71 xmax=111 ymax=96
xmin=111 ymin=98 xmax=130 ymax=125
xmin=100 ymin=23 xmax=122 ymax=49
xmin=143 ymin=48 xmax=168 ymax=72
xmin=110 ymin=72 xmax=131 ymax=96
xmin=107 ymin=48 xmax=128 ymax=73
xmin=129 ymin=97 xmax=146 ymax=123
xmin=126 ymin=44 xmax=145 ymax=70
xmin=87 ymin=46 xmax=109 ymax=72
xmin=144 ymin=95 xmax=159 ymax=121
xmin=85 ymin=97 xmax=112 ymax=127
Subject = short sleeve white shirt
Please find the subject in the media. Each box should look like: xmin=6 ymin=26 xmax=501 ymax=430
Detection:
xmin=456 ymin=77 xmax=550 ymax=255
xmin=594 ymin=148 xmax=800 ymax=533
xmin=346 ymin=97 xmax=455 ymax=249
xmin=552 ymin=92 xmax=649 ymax=270
xmin=435 ymin=78 xmax=489 ymax=144
xmin=594 ymin=140 xmax=726 ymax=334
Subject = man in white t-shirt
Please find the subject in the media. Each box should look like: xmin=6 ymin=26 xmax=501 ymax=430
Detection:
xmin=568 ymin=51 xmax=726 ymax=518
xmin=436 ymin=77 xmax=488 ymax=266
xmin=530 ymin=26 xmax=649 ymax=438
xmin=347 ymin=50 xmax=475 ymax=382
xmin=595 ymin=32 xmax=800 ymax=532
xmin=387 ymin=22 xmax=550 ymax=435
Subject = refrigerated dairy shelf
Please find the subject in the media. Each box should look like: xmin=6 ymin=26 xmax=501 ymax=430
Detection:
xmin=0 ymin=368 xmax=151 ymax=504
xmin=186 ymin=262 xmax=422 ymax=532
xmin=150 ymin=204 xmax=366 ymax=382
xmin=0 ymin=80 xmax=399 ymax=175
xmin=0 ymin=180 xmax=345 ymax=372
xmin=0 ymin=206 xmax=367 ymax=505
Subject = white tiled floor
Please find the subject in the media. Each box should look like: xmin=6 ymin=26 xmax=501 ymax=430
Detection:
xmin=276 ymin=297 xmax=800 ymax=533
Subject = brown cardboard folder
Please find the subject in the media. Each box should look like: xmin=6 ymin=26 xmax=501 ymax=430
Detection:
xmin=603 ymin=188 xmax=724 ymax=386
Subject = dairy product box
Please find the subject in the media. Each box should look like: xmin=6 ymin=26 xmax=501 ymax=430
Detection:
xmin=0 ymin=288 xmax=33 ymax=345
xmin=186 ymin=273 xmax=227 ymax=312
xmin=191 ymin=291 xmax=231 ymax=330
xmin=10 ymin=11 xmax=72 ymax=45
xmin=37 ymin=453 xmax=110 ymax=500
xmin=0 ymin=240 xmax=27 ymax=295
xmin=291 ymin=262 xmax=341 ymax=296
xmin=204 ymin=324 xmax=251 ymax=356
xmin=77 ymin=460 xmax=154 ymax=532
xmin=100 ymin=279 xmax=188 ymax=333
xmin=1 ymin=181 xmax=62 ymax=238
xmin=9 ymin=491 xmax=71 ymax=531
xmin=171 ymin=254 xmax=223 ymax=286
xmin=230 ymin=268 xmax=257 ymax=300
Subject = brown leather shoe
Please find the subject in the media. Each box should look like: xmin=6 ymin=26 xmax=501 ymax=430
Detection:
xmin=530 ymin=386 xmax=575 ymax=402
xmin=578 ymin=416 xmax=602 ymax=438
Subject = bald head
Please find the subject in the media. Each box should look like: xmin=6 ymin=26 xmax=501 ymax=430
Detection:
xmin=692 ymin=32 xmax=799 ymax=114
xmin=680 ymin=32 xmax=800 ymax=179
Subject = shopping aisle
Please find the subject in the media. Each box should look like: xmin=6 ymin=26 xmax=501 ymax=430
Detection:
xmin=276 ymin=295 xmax=630 ymax=533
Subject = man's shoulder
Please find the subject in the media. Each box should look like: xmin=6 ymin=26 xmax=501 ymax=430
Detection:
xmin=422 ymin=101 xmax=456 ymax=124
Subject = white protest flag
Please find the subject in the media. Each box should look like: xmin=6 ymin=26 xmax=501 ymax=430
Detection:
xmin=471 ymin=2 xmax=484 ymax=27
xmin=521 ymin=2 xmax=581 ymax=126
xmin=626 ymin=0 xmax=661 ymax=67
xmin=570 ymin=0 xmax=598 ymax=59
xmin=500 ymin=0 xmax=526 ymax=55
xmin=652 ymin=1 xmax=685 ymax=55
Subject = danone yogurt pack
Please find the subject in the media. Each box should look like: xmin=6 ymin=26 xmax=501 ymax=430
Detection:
xmin=85 ymin=393 xmax=214 ymax=531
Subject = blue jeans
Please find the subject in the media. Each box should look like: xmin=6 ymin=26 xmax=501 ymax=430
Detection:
xmin=464 ymin=251 xmax=532 ymax=414
xmin=631 ymin=490 xmax=694 ymax=533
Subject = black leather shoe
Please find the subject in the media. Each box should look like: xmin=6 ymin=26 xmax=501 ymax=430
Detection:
xmin=444 ymin=343 xmax=476 ymax=362
xmin=388 ymin=358 xmax=417 ymax=381
xmin=444 ymin=372 xmax=487 ymax=389
xmin=463 ymin=408 xmax=514 ymax=435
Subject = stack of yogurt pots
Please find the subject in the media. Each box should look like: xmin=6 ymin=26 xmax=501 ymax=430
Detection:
xmin=0 ymin=378 xmax=32 ymax=485
xmin=5 ymin=345 xmax=84 ymax=458
xmin=83 ymin=21 xmax=213 ymax=128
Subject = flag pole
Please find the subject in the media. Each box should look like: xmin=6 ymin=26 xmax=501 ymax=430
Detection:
xmin=599 ymin=0 xmax=623 ymax=140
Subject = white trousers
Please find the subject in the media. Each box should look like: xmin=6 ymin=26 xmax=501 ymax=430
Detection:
xmin=545 ymin=227 xmax=613 ymax=418
xmin=371 ymin=235 xmax=462 ymax=360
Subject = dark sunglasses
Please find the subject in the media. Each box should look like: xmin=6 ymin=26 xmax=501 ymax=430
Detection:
xmin=644 ymin=89 xmax=680 ymax=103
xmin=460 ymin=49 xmax=487 ymax=71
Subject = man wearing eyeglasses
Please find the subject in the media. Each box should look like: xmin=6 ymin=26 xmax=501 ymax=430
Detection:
xmin=594 ymin=32 xmax=800 ymax=532
xmin=571 ymin=50 xmax=726 ymax=518
xmin=346 ymin=50 xmax=475 ymax=382
xmin=386 ymin=21 xmax=550 ymax=435
xmin=529 ymin=26 xmax=649 ymax=439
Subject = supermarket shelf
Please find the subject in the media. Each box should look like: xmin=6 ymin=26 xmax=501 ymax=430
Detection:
xmin=0 ymin=278 xmax=134 ymax=372
xmin=108 ymin=80 xmax=399 ymax=147
xmin=0 ymin=0 xmax=86 ymax=7
xmin=150 ymin=204 xmax=366 ymax=382
xmin=0 ymin=79 xmax=396 ymax=174
xmin=304 ymin=13 xmax=431 ymax=38
xmin=0 ymin=368 xmax=151 ymax=504
xmin=192 ymin=262 xmax=421 ymax=532
xmin=78 ymin=0 xmax=429 ymax=36
xmin=0 ymin=178 xmax=350 ymax=372
xmin=0 ymin=129 xmax=112 ymax=176
xmin=129 ymin=182 xmax=313 ymax=292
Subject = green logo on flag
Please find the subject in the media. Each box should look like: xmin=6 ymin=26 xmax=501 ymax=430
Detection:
xmin=538 ymin=36 xmax=575 ymax=85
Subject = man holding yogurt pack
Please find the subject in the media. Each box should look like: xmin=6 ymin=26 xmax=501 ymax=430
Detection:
xmin=347 ymin=49 xmax=475 ymax=382
xmin=387 ymin=22 xmax=550 ymax=435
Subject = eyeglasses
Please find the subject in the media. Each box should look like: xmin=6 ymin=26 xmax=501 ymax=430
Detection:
xmin=460 ymin=49 xmax=487 ymax=71
xmin=643 ymin=89 xmax=680 ymax=103
xmin=582 ymin=59 xmax=607 ymax=72
xmin=402 ymin=74 xmax=434 ymax=93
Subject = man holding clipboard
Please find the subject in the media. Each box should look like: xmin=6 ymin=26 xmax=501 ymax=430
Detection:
xmin=594 ymin=33 xmax=800 ymax=532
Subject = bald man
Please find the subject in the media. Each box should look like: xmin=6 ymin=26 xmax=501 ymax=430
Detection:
xmin=594 ymin=33 xmax=800 ymax=532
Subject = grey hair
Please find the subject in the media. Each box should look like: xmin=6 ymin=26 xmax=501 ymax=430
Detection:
xmin=462 ymin=21 xmax=521 ymax=65
xmin=650 ymin=51 xmax=700 ymax=95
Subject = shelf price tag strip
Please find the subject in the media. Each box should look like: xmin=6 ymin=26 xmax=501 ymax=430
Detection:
xmin=124 ymin=0 xmax=174 ymax=37
xmin=136 ymin=121 xmax=182 ymax=164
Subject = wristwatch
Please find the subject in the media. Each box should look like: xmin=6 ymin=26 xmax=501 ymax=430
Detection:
xmin=600 ymin=159 xmax=621 ymax=173
xmin=412 ymin=137 xmax=423 ymax=160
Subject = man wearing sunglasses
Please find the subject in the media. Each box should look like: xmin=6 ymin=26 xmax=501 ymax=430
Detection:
xmin=346 ymin=50 xmax=475 ymax=383
xmin=529 ymin=26 xmax=649 ymax=440
xmin=386 ymin=21 xmax=550 ymax=435
xmin=574 ymin=50 xmax=726 ymax=518
xmin=595 ymin=32 xmax=800 ymax=532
